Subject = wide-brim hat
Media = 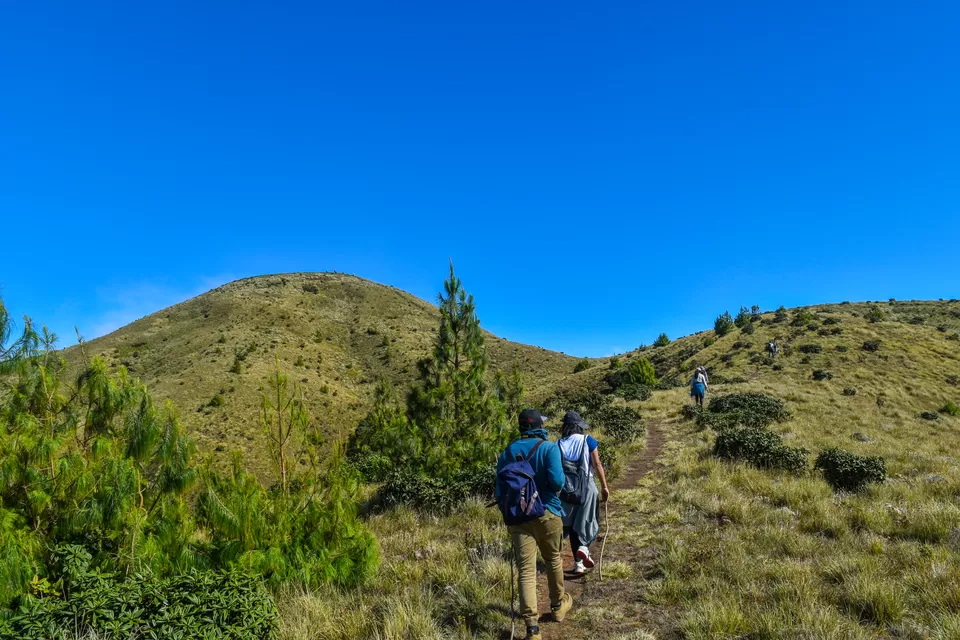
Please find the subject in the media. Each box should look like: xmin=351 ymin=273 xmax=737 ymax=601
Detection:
xmin=562 ymin=410 xmax=590 ymax=429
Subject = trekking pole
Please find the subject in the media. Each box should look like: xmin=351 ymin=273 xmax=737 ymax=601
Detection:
xmin=598 ymin=500 xmax=610 ymax=581
xmin=509 ymin=536 xmax=517 ymax=639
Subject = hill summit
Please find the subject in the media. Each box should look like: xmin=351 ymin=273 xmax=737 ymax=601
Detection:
xmin=68 ymin=273 xmax=581 ymax=476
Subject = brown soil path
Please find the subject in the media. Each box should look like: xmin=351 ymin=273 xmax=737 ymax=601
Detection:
xmin=526 ymin=420 xmax=667 ymax=640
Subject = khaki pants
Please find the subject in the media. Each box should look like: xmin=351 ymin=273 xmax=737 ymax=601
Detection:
xmin=509 ymin=512 xmax=565 ymax=629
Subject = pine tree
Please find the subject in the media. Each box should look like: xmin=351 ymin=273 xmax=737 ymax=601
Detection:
xmin=259 ymin=357 xmax=307 ymax=496
xmin=406 ymin=263 xmax=508 ymax=475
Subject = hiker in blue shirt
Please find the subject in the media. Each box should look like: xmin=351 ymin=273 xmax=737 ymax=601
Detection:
xmin=496 ymin=409 xmax=573 ymax=640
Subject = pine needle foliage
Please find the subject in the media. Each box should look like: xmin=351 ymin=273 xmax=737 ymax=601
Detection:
xmin=199 ymin=360 xmax=378 ymax=589
xmin=350 ymin=264 xmax=512 ymax=481
xmin=0 ymin=341 xmax=200 ymax=604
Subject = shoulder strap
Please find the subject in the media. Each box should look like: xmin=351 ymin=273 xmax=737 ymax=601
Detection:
xmin=510 ymin=438 xmax=546 ymax=463
xmin=530 ymin=439 xmax=545 ymax=457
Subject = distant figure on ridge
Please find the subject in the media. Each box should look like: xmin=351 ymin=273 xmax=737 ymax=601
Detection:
xmin=767 ymin=339 xmax=780 ymax=357
xmin=496 ymin=409 xmax=573 ymax=640
xmin=558 ymin=411 xmax=609 ymax=575
xmin=690 ymin=366 xmax=708 ymax=407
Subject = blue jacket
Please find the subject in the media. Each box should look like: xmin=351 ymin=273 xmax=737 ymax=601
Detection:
xmin=496 ymin=430 xmax=565 ymax=517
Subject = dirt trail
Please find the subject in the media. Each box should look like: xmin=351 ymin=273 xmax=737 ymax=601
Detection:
xmin=525 ymin=420 xmax=667 ymax=640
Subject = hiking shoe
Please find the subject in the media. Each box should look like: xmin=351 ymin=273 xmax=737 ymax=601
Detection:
xmin=552 ymin=592 xmax=574 ymax=622
xmin=573 ymin=560 xmax=587 ymax=575
xmin=525 ymin=626 xmax=542 ymax=640
xmin=576 ymin=545 xmax=595 ymax=569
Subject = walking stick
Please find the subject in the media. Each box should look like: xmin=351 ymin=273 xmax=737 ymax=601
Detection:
xmin=510 ymin=536 xmax=517 ymax=639
xmin=598 ymin=500 xmax=610 ymax=581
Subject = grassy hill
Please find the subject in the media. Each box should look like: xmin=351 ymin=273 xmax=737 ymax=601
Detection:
xmin=271 ymin=298 xmax=960 ymax=640
xmin=62 ymin=286 xmax=960 ymax=638
xmin=66 ymin=272 xmax=584 ymax=477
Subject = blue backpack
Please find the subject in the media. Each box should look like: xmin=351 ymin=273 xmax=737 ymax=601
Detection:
xmin=497 ymin=439 xmax=547 ymax=526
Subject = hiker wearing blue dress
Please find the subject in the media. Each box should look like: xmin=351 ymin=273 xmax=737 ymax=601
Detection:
xmin=691 ymin=366 xmax=708 ymax=407
xmin=558 ymin=411 xmax=610 ymax=575
xmin=495 ymin=409 xmax=574 ymax=640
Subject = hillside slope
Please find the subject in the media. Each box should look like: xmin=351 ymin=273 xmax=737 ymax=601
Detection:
xmin=273 ymin=298 xmax=960 ymax=640
xmin=65 ymin=273 xmax=584 ymax=477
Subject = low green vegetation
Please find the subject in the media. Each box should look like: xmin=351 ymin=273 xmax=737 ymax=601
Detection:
xmin=0 ymin=299 xmax=375 ymax=638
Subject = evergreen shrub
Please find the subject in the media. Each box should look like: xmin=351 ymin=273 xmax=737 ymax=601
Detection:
xmin=706 ymin=393 xmax=790 ymax=428
xmin=713 ymin=427 xmax=808 ymax=473
xmin=815 ymin=448 xmax=885 ymax=492
xmin=573 ymin=358 xmax=592 ymax=373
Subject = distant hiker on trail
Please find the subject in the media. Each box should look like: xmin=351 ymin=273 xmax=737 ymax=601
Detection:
xmin=690 ymin=366 xmax=708 ymax=407
xmin=767 ymin=339 xmax=780 ymax=357
xmin=558 ymin=411 xmax=609 ymax=575
xmin=496 ymin=409 xmax=574 ymax=640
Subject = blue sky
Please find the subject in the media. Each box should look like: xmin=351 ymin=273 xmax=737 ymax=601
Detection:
xmin=2 ymin=1 xmax=958 ymax=357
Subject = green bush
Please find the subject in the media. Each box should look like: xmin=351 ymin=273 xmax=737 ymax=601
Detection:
xmin=815 ymin=448 xmax=885 ymax=492
xmin=681 ymin=404 xmax=703 ymax=421
xmin=798 ymin=344 xmax=823 ymax=354
xmin=653 ymin=333 xmax=670 ymax=347
xmin=920 ymin=411 xmax=939 ymax=421
xmin=836 ymin=345 xmax=849 ymax=352
xmin=350 ymin=451 xmax=394 ymax=482
xmin=773 ymin=306 xmax=789 ymax=323
xmin=862 ymin=340 xmax=881 ymax=352
xmin=940 ymin=401 xmax=960 ymax=417
xmin=866 ymin=306 xmax=885 ymax=323
xmin=707 ymin=393 xmax=790 ymax=428
xmin=615 ymin=383 xmax=652 ymax=402
xmin=713 ymin=427 xmax=808 ymax=473
xmin=714 ymin=312 xmax=735 ymax=337
xmin=573 ymin=358 xmax=592 ymax=373
xmin=812 ymin=370 xmax=834 ymax=381
xmin=907 ymin=315 xmax=925 ymax=325
xmin=208 ymin=393 xmax=226 ymax=407
xmin=3 ymin=549 xmax=279 ymax=640
xmin=593 ymin=405 xmax=644 ymax=443
xmin=741 ymin=322 xmax=756 ymax=335
xmin=823 ymin=317 xmax=842 ymax=325
xmin=377 ymin=466 xmax=495 ymax=514
xmin=605 ymin=357 xmax=657 ymax=390
xmin=598 ymin=445 xmax=622 ymax=480
xmin=609 ymin=356 xmax=622 ymax=369
xmin=791 ymin=309 xmax=815 ymax=326
xmin=703 ymin=337 xmax=716 ymax=348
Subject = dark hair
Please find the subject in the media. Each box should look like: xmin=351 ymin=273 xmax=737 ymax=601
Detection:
xmin=562 ymin=421 xmax=584 ymax=439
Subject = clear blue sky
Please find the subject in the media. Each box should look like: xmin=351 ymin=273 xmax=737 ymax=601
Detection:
xmin=2 ymin=2 xmax=959 ymax=357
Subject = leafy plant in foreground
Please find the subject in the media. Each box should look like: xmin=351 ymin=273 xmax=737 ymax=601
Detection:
xmin=2 ymin=546 xmax=279 ymax=640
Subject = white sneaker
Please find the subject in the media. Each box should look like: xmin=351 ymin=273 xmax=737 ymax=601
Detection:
xmin=576 ymin=545 xmax=595 ymax=569
xmin=573 ymin=560 xmax=586 ymax=574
